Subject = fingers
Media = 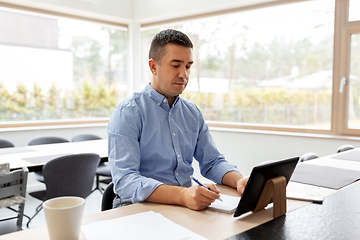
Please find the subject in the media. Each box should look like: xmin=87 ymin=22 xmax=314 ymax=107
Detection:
xmin=237 ymin=176 xmax=249 ymax=195
xmin=195 ymin=185 xmax=221 ymax=205
xmin=237 ymin=184 xmax=245 ymax=195
xmin=205 ymin=183 xmax=220 ymax=194
xmin=184 ymin=185 xmax=220 ymax=210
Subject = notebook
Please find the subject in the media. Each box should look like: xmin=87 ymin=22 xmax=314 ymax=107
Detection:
xmin=208 ymin=194 xmax=241 ymax=213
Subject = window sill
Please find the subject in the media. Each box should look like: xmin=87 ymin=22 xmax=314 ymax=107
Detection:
xmin=0 ymin=119 xmax=109 ymax=132
xmin=209 ymin=125 xmax=360 ymax=142
xmin=207 ymin=121 xmax=360 ymax=141
xmin=1 ymin=119 xmax=359 ymax=142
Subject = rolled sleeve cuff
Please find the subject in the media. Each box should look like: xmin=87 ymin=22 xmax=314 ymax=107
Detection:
xmin=209 ymin=163 xmax=240 ymax=185
xmin=131 ymin=178 xmax=164 ymax=203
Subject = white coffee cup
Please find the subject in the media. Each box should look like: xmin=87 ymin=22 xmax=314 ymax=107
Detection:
xmin=43 ymin=196 xmax=85 ymax=240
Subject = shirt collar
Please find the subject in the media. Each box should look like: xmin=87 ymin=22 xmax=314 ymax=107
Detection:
xmin=145 ymin=83 xmax=180 ymax=107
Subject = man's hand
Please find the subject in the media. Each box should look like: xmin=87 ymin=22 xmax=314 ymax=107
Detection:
xmin=236 ymin=176 xmax=249 ymax=195
xmin=181 ymin=183 xmax=221 ymax=210
xmin=222 ymin=171 xmax=249 ymax=195
xmin=145 ymin=183 xmax=220 ymax=211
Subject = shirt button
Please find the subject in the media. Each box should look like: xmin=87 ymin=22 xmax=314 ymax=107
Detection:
xmin=164 ymin=99 xmax=167 ymax=102
xmin=173 ymin=133 xmax=175 ymax=136
xmin=178 ymin=154 xmax=180 ymax=158
xmin=158 ymin=103 xmax=160 ymax=105
xmin=176 ymin=173 xmax=179 ymax=176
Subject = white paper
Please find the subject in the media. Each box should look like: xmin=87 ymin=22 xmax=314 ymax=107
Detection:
xmin=207 ymin=194 xmax=241 ymax=213
xmin=81 ymin=211 xmax=208 ymax=240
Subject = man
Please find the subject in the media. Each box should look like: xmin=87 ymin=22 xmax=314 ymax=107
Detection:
xmin=108 ymin=29 xmax=248 ymax=210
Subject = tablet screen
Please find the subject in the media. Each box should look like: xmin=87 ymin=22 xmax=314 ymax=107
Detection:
xmin=233 ymin=157 xmax=299 ymax=217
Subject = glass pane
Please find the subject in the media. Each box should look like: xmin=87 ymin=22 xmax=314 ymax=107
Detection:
xmin=0 ymin=8 xmax=127 ymax=122
xmin=348 ymin=33 xmax=360 ymax=129
xmin=349 ymin=0 xmax=360 ymax=22
xmin=141 ymin=0 xmax=334 ymax=129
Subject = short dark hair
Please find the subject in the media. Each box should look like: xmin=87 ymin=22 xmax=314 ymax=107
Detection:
xmin=149 ymin=29 xmax=193 ymax=63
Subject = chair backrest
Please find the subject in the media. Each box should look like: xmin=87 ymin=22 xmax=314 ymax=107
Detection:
xmin=42 ymin=153 xmax=100 ymax=200
xmin=0 ymin=139 xmax=15 ymax=148
xmin=101 ymin=182 xmax=115 ymax=211
xmin=71 ymin=134 xmax=102 ymax=142
xmin=0 ymin=167 xmax=28 ymax=202
xmin=300 ymin=152 xmax=319 ymax=162
xmin=337 ymin=144 xmax=354 ymax=153
xmin=28 ymin=136 xmax=69 ymax=146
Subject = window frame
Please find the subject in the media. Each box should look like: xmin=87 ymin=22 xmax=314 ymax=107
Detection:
xmin=335 ymin=0 xmax=360 ymax=136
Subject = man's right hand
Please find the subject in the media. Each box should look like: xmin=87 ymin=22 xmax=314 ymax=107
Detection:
xmin=181 ymin=184 xmax=221 ymax=210
xmin=145 ymin=183 xmax=220 ymax=211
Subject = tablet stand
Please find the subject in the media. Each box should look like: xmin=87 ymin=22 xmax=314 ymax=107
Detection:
xmin=253 ymin=176 xmax=286 ymax=218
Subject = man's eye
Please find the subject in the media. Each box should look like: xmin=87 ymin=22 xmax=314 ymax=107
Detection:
xmin=173 ymin=65 xmax=179 ymax=68
xmin=186 ymin=66 xmax=191 ymax=69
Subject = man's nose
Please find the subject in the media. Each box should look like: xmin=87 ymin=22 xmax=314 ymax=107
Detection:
xmin=178 ymin=67 xmax=189 ymax=79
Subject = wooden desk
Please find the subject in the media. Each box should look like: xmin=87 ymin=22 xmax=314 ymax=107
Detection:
xmin=0 ymin=139 xmax=108 ymax=172
xmin=2 ymin=148 xmax=360 ymax=240
xmin=0 ymin=183 xmax=334 ymax=240
xmin=0 ymin=185 xmax=302 ymax=240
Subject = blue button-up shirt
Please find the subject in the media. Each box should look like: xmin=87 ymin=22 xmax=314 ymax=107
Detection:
xmin=107 ymin=84 xmax=239 ymax=203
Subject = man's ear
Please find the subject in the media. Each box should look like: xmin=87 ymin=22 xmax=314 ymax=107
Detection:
xmin=149 ymin=59 xmax=157 ymax=75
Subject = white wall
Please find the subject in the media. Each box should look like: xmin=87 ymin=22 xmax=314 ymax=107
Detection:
xmin=0 ymin=0 xmax=134 ymax=23
xmin=134 ymin=0 xmax=278 ymax=24
xmin=0 ymin=125 xmax=108 ymax=146
xmin=1 ymin=0 xmax=279 ymax=24
xmin=210 ymin=130 xmax=360 ymax=176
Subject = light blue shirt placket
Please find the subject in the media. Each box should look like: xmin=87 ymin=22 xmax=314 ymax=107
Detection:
xmin=167 ymin=100 xmax=186 ymax=186
xmin=159 ymin=96 xmax=183 ymax=186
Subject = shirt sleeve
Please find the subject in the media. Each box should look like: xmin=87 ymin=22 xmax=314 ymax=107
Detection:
xmin=107 ymin=102 xmax=163 ymax=203
xmin=193 ymin=106 xmax=240 ymax=184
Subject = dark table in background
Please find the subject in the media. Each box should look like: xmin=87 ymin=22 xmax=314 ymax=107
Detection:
xmin=227 ymin=180 xmax=360 ymax=240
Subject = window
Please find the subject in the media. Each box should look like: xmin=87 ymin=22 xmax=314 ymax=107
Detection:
xmin=141 ymin=0 xmax=334 ymax=130
xmin=348 ymin=0 xmax=360 ymax=22
xmin=348 ymin=33 xmax=360 ymax=129
xmin=0 ymin=7 xmax=127 ymax=125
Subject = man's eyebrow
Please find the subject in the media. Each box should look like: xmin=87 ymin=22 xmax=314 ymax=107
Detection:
xmin=170 ymin=59 xmax=183 ymax=63
xmin=170 ymin=59 xmax=194 ymax=64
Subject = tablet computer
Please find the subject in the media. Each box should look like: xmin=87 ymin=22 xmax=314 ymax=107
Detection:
xmin=233 ymin=156 xmax=299 ymax=217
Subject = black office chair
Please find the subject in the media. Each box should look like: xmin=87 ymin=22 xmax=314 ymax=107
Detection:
xmin=28 ymin=136 xmax=69 ymax=146
xmin=299 ymin=152 xmax=319 ymax=162
xmin=28 ymin=136 xmax=69 ymax=183
xmin=337 ymin=145 xmax=354 ymax=153
xmin=0 ymin=166 xmax=30 ymax=230
xmin=0 ymin=139 xmax=15 ymax=148
xmin=71 ymin=133 xmax=102 ymax=142
xmin=71 ymin=134 xmax=111 ymax=194
xmin=26 ymin=153 xmax=100 ymax=227
xmin=101 ymin=182 xmax=115 ymax=211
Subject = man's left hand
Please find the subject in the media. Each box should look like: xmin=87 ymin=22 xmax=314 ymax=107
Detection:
xmin=236 ymin=176 xmax=249 ymax=195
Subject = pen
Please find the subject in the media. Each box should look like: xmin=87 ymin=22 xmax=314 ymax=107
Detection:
xmin=190 ymin=176 xmax=223 ymax=202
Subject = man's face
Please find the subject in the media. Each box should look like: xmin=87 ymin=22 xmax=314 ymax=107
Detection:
xmin=149 ymin=43 xmax=193 ymax=102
